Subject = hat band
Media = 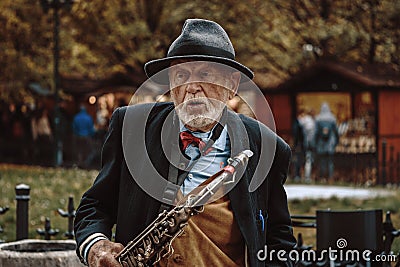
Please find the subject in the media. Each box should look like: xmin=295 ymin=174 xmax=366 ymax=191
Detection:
xmin=167 ymin=44 xmax=235 ymax=60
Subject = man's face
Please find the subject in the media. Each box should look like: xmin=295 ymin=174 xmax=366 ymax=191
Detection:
xmin=169 ymin=61 xmax=240 ymax=131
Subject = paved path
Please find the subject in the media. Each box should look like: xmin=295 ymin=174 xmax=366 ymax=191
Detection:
xmin=284 ymin=184 xmax=393 ymax=200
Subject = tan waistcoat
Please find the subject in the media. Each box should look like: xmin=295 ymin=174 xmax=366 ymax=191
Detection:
xmin=156 ymin=195 xmax=245 ymax=267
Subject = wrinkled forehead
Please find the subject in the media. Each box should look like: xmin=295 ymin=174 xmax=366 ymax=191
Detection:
xmin=169 ymin=60 xmax=235 ymax=73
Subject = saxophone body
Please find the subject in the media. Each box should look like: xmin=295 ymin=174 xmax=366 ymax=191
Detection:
xmin=115 ymin=150 xmax=253 ymax=267
xmin=116 ymin=205 xmax=201 ymax=267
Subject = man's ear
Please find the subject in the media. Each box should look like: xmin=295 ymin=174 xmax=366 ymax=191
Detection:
xmin=228 ymin=72 xmax=241 ymax=99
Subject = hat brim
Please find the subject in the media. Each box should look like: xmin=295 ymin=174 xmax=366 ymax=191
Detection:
xmin=144 ymin=55 xmax=254 ymax=85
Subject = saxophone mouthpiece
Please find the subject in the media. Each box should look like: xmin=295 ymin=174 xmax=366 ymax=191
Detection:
xmin=229 ymin=149 xmax=253 ymax=168
xmin=242 ymin=150 xmax=253 ymax=158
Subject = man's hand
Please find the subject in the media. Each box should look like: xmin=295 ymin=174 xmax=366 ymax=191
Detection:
xmin=87 ymin=239 xmax=124 ymax=267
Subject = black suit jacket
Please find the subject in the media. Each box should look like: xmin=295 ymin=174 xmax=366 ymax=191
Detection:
xmin=74 ymin=102 xmax=296 ymax=266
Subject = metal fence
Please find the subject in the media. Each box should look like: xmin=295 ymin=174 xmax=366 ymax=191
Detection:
xmin=291 ymin=140 xmax=400 ymax=186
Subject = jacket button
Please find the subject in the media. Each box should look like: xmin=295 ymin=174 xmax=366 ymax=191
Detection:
xmin=173 ymin=254 xmax=184 ymax=263
xmin=178 ymin=163 xmax=186 ymax=169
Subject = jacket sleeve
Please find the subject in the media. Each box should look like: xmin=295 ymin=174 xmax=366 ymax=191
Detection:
xmin=74 ymin=107 xmax=124 ymax=253
xmin=265 ymin=139 xmax=297 ymax=266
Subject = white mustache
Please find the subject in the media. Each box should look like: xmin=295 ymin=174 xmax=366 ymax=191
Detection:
xmin=182 ymin=97 xmax=208 ymax=104
xmin=181 ymin=97 xmax=210 ymax=110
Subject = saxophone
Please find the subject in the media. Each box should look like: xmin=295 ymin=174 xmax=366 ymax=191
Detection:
xmin=115 ymin=150 xmax=253 ymax=267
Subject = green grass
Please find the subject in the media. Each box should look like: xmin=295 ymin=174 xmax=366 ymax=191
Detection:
xmin=0 ymin=164 xmax=399 ymax=256
xmin=0 ymin=164 xmax=96 ymax=242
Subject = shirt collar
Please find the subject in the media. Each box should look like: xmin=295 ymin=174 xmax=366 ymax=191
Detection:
xmin=179 ymin=121 xmax=228 ymax=151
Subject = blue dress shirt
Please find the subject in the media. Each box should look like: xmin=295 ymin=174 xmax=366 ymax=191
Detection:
xmin=179 ymin=123 xmax=231 ymax=195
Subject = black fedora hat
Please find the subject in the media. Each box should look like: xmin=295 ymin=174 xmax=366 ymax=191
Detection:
xmin=144 ymin=19 xmax=254 ymax=84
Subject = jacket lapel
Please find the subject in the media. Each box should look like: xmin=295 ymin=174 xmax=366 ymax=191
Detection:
xmin=225 ymin=111 xmax=263 ymax=261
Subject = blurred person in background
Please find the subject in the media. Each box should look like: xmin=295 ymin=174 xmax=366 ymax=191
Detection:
xmin=84 ymin=101 xmax=110 ymax=170
xmin=31 ymin=108 xmax=53 ymax=165
xmin=298 ymin=108 xmax=316 ymax=182
xmin=314 ymin=102 xmax=339 ymax=181
xmin=7 ymin=103 xmax=31 ymax=163
xmin=72 ymin=105 xmax=95 ymax=168
xmin=291 ymin=112 xmax=304 ymax=182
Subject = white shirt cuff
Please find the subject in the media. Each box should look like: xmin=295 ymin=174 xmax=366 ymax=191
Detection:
xmin=79 ymin=233 xmax=108 ymax=265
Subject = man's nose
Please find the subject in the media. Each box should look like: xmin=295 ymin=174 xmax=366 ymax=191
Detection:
xmin=185 ymin=82 xmax=202 ymax=94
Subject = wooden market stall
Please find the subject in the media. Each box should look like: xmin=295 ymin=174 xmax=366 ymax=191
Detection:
xmin=264 ymin=60 xmax=400 ymax=184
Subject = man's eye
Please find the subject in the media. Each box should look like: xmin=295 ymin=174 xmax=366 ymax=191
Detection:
xmin=200 ymin=71 xmax=214 ymax=80
xmin=175 ymin=72 xmax=189 ymax=81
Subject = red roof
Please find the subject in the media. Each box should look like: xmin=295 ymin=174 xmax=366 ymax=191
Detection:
xmin=272 ymin=60 xmax=400 ymax=91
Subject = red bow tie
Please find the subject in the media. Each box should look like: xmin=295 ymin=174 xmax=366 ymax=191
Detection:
xmin=179 ymin=131 xmax=213 ymax=155
xmin=180 ymin=131 xmax=205 ymax=151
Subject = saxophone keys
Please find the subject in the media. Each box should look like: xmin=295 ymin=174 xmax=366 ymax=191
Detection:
xmin=177 ymin=229 xmax=185 ymax=237
xmin=161 ymin=243 xmax=174 ymax=259
xmin=138 ymin=247 xmax=145 ymax=255
xmin=150 ymin=233 xmax=160 ymax=244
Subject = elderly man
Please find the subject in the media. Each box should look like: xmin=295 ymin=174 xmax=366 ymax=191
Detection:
xmin=74 ymin=19 xmax=296 ymax=267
